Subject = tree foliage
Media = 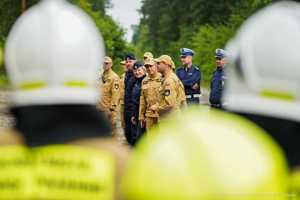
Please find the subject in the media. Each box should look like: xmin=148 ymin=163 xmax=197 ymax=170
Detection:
xmin=133 ymin=0 xmax=274 ymax=82
xmin=72 ymin=0 xmax=129 ymax=74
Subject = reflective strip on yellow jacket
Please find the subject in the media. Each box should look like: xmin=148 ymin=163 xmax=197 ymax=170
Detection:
xmin=0 ymin=145 xmax=115 ymax=200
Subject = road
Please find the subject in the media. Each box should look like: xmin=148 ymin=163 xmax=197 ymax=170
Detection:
xmin=0 ymin=89 xmax=210 ymax=132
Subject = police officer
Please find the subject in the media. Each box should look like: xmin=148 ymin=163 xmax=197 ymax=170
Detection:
xmin=143 ymin=52 xmax=153 ymax=61
xmin=124 ymin=53 xmax=137 ymax=146
xmin=209 ymin=49 xmax=226 ymax=108
xmin=1 ymin=0 xmax=128 ymax=199
xmin=176 ymin=48 xmax=202 ymax=104
xmin=150 ymin=55 xmax=186 ymax=117
xmin=130 ymin=62 xmax=147 ymax=144
xmin=139 ymin=58 xmax=162 ymax=131
xmin=98 ymin=56 xmax=120 ymax=137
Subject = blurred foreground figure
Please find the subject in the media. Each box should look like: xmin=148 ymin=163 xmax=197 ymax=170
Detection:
xmin=223 ymin=1 xmax=300 ymax=197
xmin=121 ymin=108 xmax=288 ymax=200
xmin=1 ymin=0 xmax=128 ymax=199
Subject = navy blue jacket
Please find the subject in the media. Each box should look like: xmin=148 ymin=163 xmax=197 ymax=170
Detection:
xmin=209 ymin=68 xmax=225 ymax=105
xmin=124 ymin=71 xmax=136 ymax=115
xmin=131 ymin=75 xmax=146 ymax=119
xmin=176 ymin=65 xmax=201 ymax=95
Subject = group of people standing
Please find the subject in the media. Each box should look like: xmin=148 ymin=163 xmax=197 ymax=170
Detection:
xmin=98 ymin=48 xmax=227 ymax=146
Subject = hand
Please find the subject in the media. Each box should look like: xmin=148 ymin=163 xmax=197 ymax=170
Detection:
xmin=150 ymin=104 xmax=158 ymax=111
xmin=192 ymin=83 xmax=199 ymax=90
xmin=131 ymin=116 xmax=136 ymax=125
xmin=140 ymin=119 xmax=146 ymax=128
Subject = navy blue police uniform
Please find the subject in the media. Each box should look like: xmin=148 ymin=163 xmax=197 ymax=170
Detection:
xmin=176 ymin=48 xmax=202 ymax=104
xmin=124 ymin=53 xmax=137 ymax=146
xmin=209 ymin=49 xmax=226 ymax=108
xmin=130 ymin=63 xmax=146 ymax=145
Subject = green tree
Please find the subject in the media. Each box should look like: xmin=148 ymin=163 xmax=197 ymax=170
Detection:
xmin=0 ymin=0 xmax=38 ymax=39
xmin=133 ymin=0 xmax=273 ymax=83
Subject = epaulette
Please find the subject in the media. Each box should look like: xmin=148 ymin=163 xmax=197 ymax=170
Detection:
xmin=193 ymin=65 xmax=200 ymax=71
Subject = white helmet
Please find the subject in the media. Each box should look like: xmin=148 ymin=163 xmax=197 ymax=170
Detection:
xmin=224 ymin=1 xmax=300 ymax=122
xmin=5 ymin=0 xmax=104 ymax=106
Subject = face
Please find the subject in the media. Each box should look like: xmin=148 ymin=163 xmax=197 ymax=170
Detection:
xmin=145 ymin=64 xmax=157 ymax=76
xmin=104 ymin=62 xmax=112 ymax=70
xmin=216 ymin=57 xmax=226 ymax=68
xmin=157 ymin=61 xmax=168 ymax=74
xmin=126 ymin=59 xmax=135 ymax=71
xmin=135 ymin=67 xmax=146 ymax=78
xmin=180 ymin=55 xmax=193 ymax=66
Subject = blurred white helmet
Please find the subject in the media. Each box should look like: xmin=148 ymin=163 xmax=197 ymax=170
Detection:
xmin=5 ymin=0 xmax=104 ymax=106
xmin=224 ymin=1 xmax=300 ymax=122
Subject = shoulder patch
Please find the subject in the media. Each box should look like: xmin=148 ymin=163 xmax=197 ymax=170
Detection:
xmin=164 ymin=89 xmax=171 ymax=96
xmin=114 ymin=83 xmax=119 ymax=90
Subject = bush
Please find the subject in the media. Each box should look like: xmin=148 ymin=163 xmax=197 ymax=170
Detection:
xmin=191 ymin=24 xmax=235 ymax=82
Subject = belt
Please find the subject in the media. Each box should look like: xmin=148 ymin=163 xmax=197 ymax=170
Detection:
xmin=186 ymin=94 xmax=201 ymax=99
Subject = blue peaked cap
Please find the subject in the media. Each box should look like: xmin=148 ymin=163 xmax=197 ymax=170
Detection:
xmin=180 ymin=48 xmax=194 ymax=56
xmin=215 ymin=49 xmax=226 ymax=58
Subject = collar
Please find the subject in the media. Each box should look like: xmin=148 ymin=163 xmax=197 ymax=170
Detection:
xmin=149 ymin=72 xmax=161 ymax=80
xmin=184 ymin=63 xmax=193 ymax=71
xmin=11 ymin=105 xmax=112 ymax=147
xmin=163 ymin=70 xmax=172 ymax=79
xmin=217 ymin=66 xmax=224 ymax=71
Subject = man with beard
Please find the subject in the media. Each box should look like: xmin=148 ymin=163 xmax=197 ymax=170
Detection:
xmin=124 ymin=53 xmax=137 ymax=146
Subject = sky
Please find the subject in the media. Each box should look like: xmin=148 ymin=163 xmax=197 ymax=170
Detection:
xmin=106 ymin=0 xmax=142 ymax=42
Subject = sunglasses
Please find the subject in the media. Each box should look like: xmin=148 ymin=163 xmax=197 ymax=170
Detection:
xmin=145 ymin=64 xmax=153 ymax=68
xmin=180 ymin=56 xmax=187 ymax=59
xmin=215 ymin=57 xmax=222 ymax=60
